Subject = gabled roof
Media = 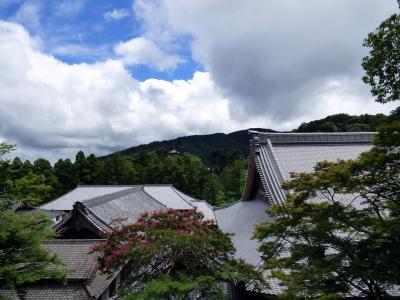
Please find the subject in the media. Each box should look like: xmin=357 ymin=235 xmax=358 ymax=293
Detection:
xmin=243 ymin=131 xmax=374 ymax=205
xmin=0 ymin=239 xmax=117 ymax=300
xmin=50 ymin=185 xmax=216 ymax=238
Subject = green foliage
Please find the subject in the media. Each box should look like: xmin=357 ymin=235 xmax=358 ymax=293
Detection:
xmin=93 ymin=209 xmax=265 ymax=299
xmin=255 ymin=121 xmax=400 ymax=298
xmin=209 ymin=148 xmax=242 ymax=173
xmin=295 ymin=112 xmax=389 ymax=133
xmin=98 ymin=154 xmax=137 ymax=184
xmin=0 ymin=142 xmax=16 ymax=158
xmin=362 ymin=12 xmax=400 ymax=103
xmin=0 ymin=210 xmax=66 ymax=289
xmin=4 ymin=172 xmax=52 ymax=206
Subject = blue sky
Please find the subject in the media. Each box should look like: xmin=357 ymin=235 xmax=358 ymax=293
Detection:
xmin=0 ymin=0 xmax=198 ymax=81
xmin=0 ymin=0 xmax=398 ymax=161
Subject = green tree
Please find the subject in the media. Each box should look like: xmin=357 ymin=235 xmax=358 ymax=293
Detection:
xmin=0 ymin=211 xmax=65 ymax=290
xmin=99 ymin=154 xmax=137 ymax=184
xmin=54 ymin=158 xmax=76 ymax=196
xmin=93 ymin=209 xmax=265 ymax=299
xmin=255 ymin=8 xmax=400 ymax=298
xmin=5 ymin=172 xmax=52 ymax=206
xmin=362 ymin=10 xmax=400 ymax=103
xmin=220 ymin=159 xmax=246 ymax=202
xmin=0 ymin=143 xmax=65 ymax=291
xmin=255 ymin=122 xmax=400 ymax=298
xmin=33 ymin=158 xmax=58 ymax=200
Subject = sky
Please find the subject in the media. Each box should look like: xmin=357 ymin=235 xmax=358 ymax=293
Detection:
xmin=0 ymin=0 xmax=398 ymax=162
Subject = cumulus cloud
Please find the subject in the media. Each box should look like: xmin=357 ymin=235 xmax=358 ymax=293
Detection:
xmin=104 ymin=9 xmax=129 ymax=21
xmin=114 ymin=37 xmax=184 ymax=71
xmin=132 ymin=0 xmax=398 ymax=121
xmin=0 ymin=21 xmax=239 ymax=160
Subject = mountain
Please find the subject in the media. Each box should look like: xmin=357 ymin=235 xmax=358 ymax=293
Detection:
xmin=106 ymin=109 xmax=399 ymax=165
xmin=110 ymin=128 xmax=275 ymax=165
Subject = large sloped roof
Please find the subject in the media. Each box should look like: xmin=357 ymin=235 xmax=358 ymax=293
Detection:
xmin=214 ymin=199 xmax=272 ymax=266
xmin=243 ymin=131 xmax=374 ymax=205
xmin=41 ymin=186 xmax=133 ymax=210
xmin=217 ymin=132 xmax=375 ymax=266
xmin=45 ymin=185 xmax=215 ymax=235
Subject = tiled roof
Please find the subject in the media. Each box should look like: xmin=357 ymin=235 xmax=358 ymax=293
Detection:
xmin=0 ymin=284 xmax=91 ymax=300
xmin=143 ymin=186 xmax=194 ymax=209
xmin=0 ymin=239 xmax=114 ymax=300
xmin=215 ymin=199 xmax=272 ymax=266
xmin=52 ymin=185 xmax=215 ymax=236
xmin=248 ymin=131 xmax=374 ymax=205
xmin=86 ymin=187 xmax=166 ymax=225
xmin=41 ymin=185 xmax=133 ymax=210
xmin=42 ymin=239 xmax=103 ymax=280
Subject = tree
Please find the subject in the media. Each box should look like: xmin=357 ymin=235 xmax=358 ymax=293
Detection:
xmin=4 ymin=172 xmax=52 ymax=206
xmin=0 ymin=210 xmax=66 ymax=290
xmin=220 ymin=159 xmax=246 ymax=202
xmin=0 ymin=143 xmax=65 ymax=291
xmin=33 ymin=158 xmax=58 ymax=200
xmin=93 ymin=209 xmax=265 ymax=299
xmin=255 ymin=8 xmax=400 ymax=297
xmin=255 ymin=122 xmax=400 ymax=298
xmin=54 ymin=158 xmax=76 ymax=196
xmin=362 ymin=11 xmax=400 ymax=103
xmin=98 ymin=154 xmax=137 ymax=185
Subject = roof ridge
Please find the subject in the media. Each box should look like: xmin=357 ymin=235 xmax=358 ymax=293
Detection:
xmin=213 ymin=199 xmax=243 ymax=210
xmin=249 ymin=131 xmax=376 ymax=145
xmin=140 ymin=186 xmax=170 ymax=208
xmin=44 ymin=239 xmax=106 ymax=244
xmin=39 ymin=186 xmax=80 ymax=209
xmin=83 ymin=187 xmax=141 ymax=208
xmin=169 ymin=186 xmax=196 ymax=208
xmin=53 ymin=202 xmax=112 ymax=233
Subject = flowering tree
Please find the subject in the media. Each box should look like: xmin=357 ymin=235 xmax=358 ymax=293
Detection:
xmin=93 ymin=209 xmax=265 ymax=299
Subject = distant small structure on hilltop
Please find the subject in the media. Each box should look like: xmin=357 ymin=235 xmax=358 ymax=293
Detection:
xmin=168 ymin=149 xmax=181 ymax=157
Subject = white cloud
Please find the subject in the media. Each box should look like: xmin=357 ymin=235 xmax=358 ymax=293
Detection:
xmin=104 ymin=8 xmax=129 ymax=21
xmin=0 ymin=3 xmax=398 ymax=162
xmin=114 ymin=37 xmax=184 ymax=71
xmin=132 ymin=0 xmax=398 ymax=121
xmin=53 ymin=0 xmax=85 ymax=17
xmin=51 ymin=43 xmax=110 ymax=59
xmin=0 ymin=21 xmax=239 ymax=161
xmin=11 ymin=0 xmax=41 ymax=30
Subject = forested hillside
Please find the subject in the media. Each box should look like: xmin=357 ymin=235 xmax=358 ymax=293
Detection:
xmin=111 ymin=128 xmax=275 ymax=166
xmin=1 ymin=109 xmax=398 ymax=207
xmin=294 ymin=107 xmax=400 ymax=132
xmin=0 ymin=149 xmax=246 ymax=207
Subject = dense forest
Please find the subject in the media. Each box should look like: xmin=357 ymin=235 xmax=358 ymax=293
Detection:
xmin=0 ymin=148 xmax=246 ymax=207
xmin=294 ymin=107 xmax=400 ymax=132
xmin=1 ymin=109 xmax=398 ymax=207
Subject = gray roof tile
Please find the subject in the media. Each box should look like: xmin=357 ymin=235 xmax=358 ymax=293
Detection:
xmin=215 ymin=199 xmax=272 ymax=266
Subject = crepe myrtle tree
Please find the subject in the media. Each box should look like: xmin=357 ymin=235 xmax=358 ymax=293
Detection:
xmin=92 ymin=209 xmax=266 ymax=300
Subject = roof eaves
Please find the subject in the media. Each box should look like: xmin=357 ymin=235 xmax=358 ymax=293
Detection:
xmin=253 ymin=138 xmax=286 ymax=206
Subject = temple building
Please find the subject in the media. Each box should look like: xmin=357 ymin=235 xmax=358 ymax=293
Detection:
xmin=41 ymin=185 xmax=215 ymax=239
xmin=214 ymin=131 xmax=376 ymax=295
xmin=2 ymin=131 xmax=384 ymax=299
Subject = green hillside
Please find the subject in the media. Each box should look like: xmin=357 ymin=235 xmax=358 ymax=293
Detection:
xmin=112 ymin=128 xmax=275 ymax=165
xmin=105 ymin=108 xmax=399 ymax=166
